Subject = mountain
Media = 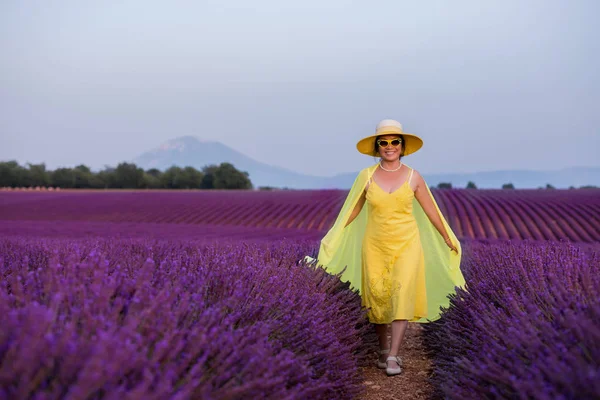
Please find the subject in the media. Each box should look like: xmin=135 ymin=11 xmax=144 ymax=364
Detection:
xmin=133 ymin=136 xmax=600 ymax=189
xmin=132 ymin=136 xmax=329 ymax=189
xmin=411 ymin=168 xmax=600 ymax=189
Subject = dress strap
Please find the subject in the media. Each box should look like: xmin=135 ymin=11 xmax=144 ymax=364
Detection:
xmin=366 ymin=174 xmax=373 ymax=191
xmin=408 ymin=168 xmax=414 ymax=185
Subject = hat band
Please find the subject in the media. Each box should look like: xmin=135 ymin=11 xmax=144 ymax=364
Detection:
xmin=375 ymin=127 xmax=404 ymax=135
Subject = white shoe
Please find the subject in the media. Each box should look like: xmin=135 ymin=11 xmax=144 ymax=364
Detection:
xmin=376 ymin=348 xmax=390 ymax=369
xmin=385 ymin=355 xmax=402 ymax=376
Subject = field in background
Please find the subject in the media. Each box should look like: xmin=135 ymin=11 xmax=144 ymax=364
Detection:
xmin=1 ymin=188 xmax=599 ymax=242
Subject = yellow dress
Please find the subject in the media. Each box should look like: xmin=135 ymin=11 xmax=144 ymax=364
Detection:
xmin=362 ymin=168 xmax=427 ymax=323
xmin=305 ymin=162 xmax=466 ymax=324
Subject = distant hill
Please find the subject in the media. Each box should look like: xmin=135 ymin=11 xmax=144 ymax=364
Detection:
xmin=413 ymin=168 xmax=600 ymax=189
xmin=133 ymin=136 xmax=600 ymax=189
xmin=132 ymin=136 xmax=327 ymax=189
xmin=329 ymin=167 xmax=600 ymax=189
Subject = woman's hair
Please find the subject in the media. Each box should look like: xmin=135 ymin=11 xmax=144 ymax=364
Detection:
xmin=374 ymin=134 xmax=405 ymax=159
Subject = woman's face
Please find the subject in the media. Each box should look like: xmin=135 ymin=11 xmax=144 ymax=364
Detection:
xmin=376 ymin=135 xmax=403 ymax=162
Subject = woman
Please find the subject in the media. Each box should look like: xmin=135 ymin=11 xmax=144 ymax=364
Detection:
xmin=308 ymin=119 xmax=466 ymax=377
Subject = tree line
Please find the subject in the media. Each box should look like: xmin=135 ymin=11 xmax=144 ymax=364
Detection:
xmin=0 ymin=161 xmax=253 ymax=190
xmin=435 ymin=181 xmax=596 ymax=189
xmin=435 ymin=181 xmax=518 ymax=189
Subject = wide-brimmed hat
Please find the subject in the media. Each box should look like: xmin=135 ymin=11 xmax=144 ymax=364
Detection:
xmin=356 ymin=119 xmax=423 ymax=156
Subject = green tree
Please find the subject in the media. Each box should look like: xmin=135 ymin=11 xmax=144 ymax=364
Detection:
xmin=180 ymin=166 xmax=204 ymax=188
xmin=158 ymin=166 xmax=204 ymax=189
xmin=48 ymin=165 xmax=95 ymax=188
xmin=26 ymin=163 xmax=50 ymax=187
xmin=112 ymin=162 xmax=145 ymax=188
xmin=51 ymin=168 xmax=75 ymax=188
xmin=0 ymin=161 xmax=23 ymax=187
xmin=545 ymin=183 xmax=555 ymax=190
xmin=466 ymin=181 xmax=477 ymax=189
xmin=146 ymin=168 xmax=160 ymax=178
xmin=160 ymin=166 xmax=181 ymax=188
xmin=91 ymin=166 xmax=114 ymax=189
xmin=73 ymin=165 xmax=94 ymax=188
xmin=200 ymin=165 xmax=218 ymax=189
xmin=437 ymin=182 xmax=453 ymax=189
xmin=160 ymin=166 xmax=183 ymax=189
xmin=143 ymin=168 xmax=163 ymax=189
xmin=1 ymin=160 xmax=252 ymax=190
xmin=502 ymin=183 xmax=515 ymax=189
xmin=212 ymin=162 xmax=252 ymax=189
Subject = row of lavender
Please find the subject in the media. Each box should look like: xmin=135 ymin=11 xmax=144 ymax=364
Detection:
xmin=437 ymin=189 xmax=599 ymax=243
xmin=423 ymin=240 xmax=600 ymax=399
xmin=0 ymin=238 xmax=378 ymax=399
xmin=0 ymin=220 xmax=323 ymax=243
xmin=1 ymin=189 xmax=599 ymax=242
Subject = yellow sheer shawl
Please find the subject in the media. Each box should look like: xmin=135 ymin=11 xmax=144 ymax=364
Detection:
xmin=307 ymin=162 xmax=466 ymax=323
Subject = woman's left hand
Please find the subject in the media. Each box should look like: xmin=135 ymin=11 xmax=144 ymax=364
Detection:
xmin=445 ymin=238 xmax=458 ymax=254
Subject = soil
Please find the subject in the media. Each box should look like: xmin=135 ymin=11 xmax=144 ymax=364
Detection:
xmin=358 ymin=323 xmax=434 ymax=400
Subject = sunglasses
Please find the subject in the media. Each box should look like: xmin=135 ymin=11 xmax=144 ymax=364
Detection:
xmin=376 ymin=138 xmax=402 ymax=148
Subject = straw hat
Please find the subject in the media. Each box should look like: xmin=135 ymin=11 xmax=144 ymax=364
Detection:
xmin=356 ymin=119 xmax=423 ymax=156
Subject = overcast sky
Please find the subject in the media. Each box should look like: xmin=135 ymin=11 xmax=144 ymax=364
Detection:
xmin=1 ymin=0 xmax=598 ymax=176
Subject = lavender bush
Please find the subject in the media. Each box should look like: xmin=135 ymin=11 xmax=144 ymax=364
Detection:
xmin=0 ymin=238 xmax=378 ymax=399
xmin=423 ymin=239 xmax=600 ymax=399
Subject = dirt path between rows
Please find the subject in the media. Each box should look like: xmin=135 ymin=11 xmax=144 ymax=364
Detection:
xmin=359 ymin=323 xmax=434 ymax=400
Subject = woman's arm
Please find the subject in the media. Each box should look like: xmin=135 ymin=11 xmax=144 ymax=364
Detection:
xmin=344 ymin=189 xmax=367 ymax=227
xmin=412 ymin=170 xmax=458 ymax=253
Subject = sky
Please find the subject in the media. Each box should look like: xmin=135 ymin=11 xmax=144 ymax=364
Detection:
xmin=1 ymin=0 xmax=598 ymax=177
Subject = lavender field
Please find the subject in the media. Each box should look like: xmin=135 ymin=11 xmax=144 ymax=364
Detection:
xmin=1 ymin=189 xmax=599 ymax=399
xmin=423 ymin=240 xmax=600 ymax=399
xmin=1 ymin=188 xmax=598 ymax=242
xmin=1 ymin=238 xmax=378 ymax=399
